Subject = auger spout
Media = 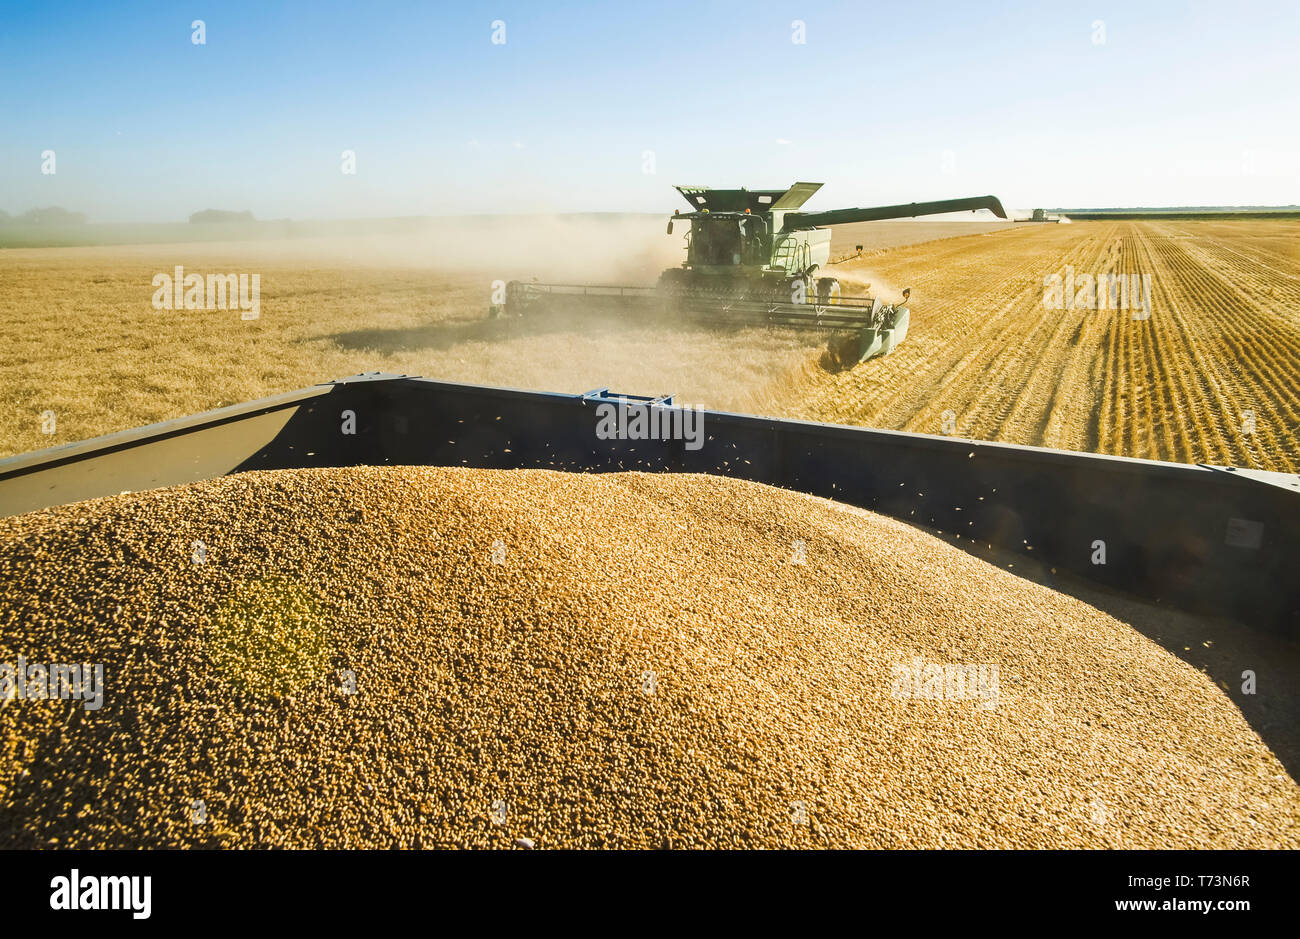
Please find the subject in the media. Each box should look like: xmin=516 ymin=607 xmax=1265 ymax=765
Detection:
xmin=782 ymin=195 xmax=1008 ymax=230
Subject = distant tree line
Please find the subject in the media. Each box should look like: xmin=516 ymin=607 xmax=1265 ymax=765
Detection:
xmin=0 ymin=206 xmax=88 ymax=225
xmin=0 ymin=207 xmax=262 ymax=226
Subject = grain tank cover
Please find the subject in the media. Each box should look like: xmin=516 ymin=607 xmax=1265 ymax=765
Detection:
xmin=674 ymin=182 xmax=823 ymax=215
xmin=770 ymin=182 xmax=824 ymax=210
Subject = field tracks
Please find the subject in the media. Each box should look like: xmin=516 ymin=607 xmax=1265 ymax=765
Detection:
xmin=769 ymin=220 xmax=1299 ymax=473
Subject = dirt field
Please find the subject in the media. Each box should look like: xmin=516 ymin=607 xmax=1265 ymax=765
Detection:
xmin=1 ymin=218 xmax=1295 ymax=472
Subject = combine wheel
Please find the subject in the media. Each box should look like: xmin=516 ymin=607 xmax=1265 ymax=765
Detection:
xmin=816 ymin=277 xmax=842 ymax=305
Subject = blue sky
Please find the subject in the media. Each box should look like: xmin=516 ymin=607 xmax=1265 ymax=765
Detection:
xmin=1 ymin=0 xmax=1296 ymax=221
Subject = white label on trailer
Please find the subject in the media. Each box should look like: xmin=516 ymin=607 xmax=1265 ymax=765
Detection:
xmin=1224 ymin=517 xmax=1264 ymax=549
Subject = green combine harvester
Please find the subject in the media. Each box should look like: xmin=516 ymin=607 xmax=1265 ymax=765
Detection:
xmin=491 ymin=183 xmax=1007 ymax=365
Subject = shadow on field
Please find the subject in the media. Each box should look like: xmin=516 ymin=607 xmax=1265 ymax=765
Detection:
xmin=947 ymin=533 xmax=1300 ymax=783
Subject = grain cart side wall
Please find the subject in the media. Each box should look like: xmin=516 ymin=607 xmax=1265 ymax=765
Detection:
xmin=0 ymin=383 xmax=341 ymax=515
xmin=0 ymin=373 xmax=1295 ymax=634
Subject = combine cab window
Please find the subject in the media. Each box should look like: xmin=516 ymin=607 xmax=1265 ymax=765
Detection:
xmin=689 ymin=217 xmax=769 ymax=267
xmin=689 ymin=218 xmax=742 ymax=266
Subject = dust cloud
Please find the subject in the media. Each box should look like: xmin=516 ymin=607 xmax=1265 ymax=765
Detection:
xmin=825 ymin=264 xmax=909 ymax=305
xmin=228 ymin=214 xmax=688 ymax=285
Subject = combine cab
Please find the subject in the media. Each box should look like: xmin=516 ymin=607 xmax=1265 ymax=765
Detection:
xmin=492 ymin=183 xmax=1007 ymax=365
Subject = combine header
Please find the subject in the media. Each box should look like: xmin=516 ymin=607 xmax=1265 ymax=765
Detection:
xmin=491 ymin=183 xmax=1007 ymax=365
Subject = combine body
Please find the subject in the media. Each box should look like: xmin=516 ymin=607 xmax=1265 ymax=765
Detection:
xmin=493 ymin=183 xmax=1007 ymax=365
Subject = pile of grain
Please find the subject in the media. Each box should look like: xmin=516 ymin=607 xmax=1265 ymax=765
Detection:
xmin=0 ymin=466 xmax=1296 ymax=848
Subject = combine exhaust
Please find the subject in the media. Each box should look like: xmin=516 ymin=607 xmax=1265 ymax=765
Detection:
xmin=490 ymin=184 xmax=1007 ymax=366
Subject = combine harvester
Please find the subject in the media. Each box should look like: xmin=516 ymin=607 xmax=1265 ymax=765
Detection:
xmin=1 ymin=373 xmax=1296 ymax=636
xmin=492 ymin=183 xmax=1008 ymax=366
xmin=1014 ymin=208 xmax=1066 ymax=223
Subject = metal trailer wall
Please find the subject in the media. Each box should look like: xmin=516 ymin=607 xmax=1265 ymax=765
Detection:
xmin=1 ymin=373 xmax=1296 ymax=634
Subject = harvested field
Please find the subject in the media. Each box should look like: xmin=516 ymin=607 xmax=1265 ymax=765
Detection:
xmin=1 ymin=466 xmax=1297 ymax=849
xmin=770 ymin=219 xmax=1300 ymax=473
xmin=0 ymin=221 xmax=1004 ymax=458
xmin=0 ymin=241 xmax=803 ymax=456
xmin=827 ymin=220 xmax=1013 ymax=256
xmin=2 ymin=219 xmax=1296 ymax=474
